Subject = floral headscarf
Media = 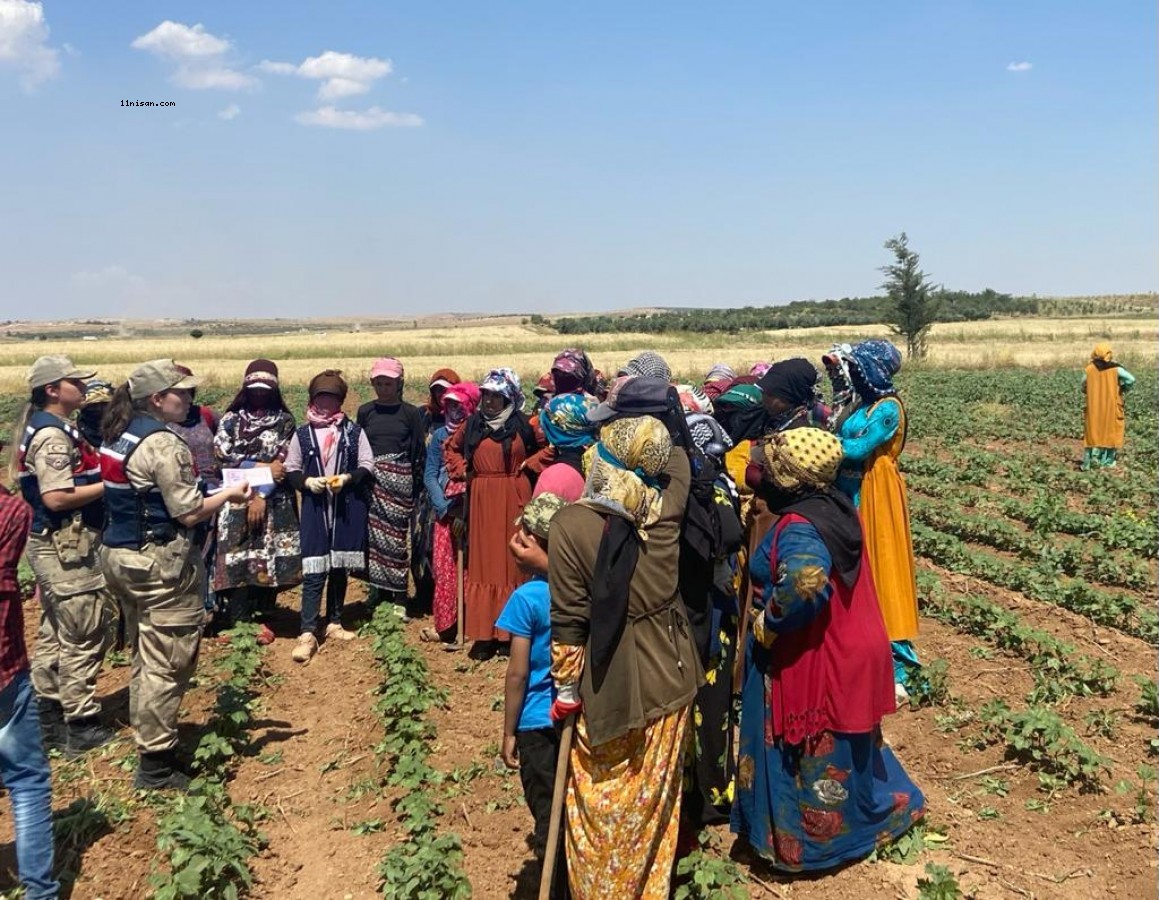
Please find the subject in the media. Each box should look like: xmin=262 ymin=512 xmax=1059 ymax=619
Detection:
xmin=479 ymin=367 xmax=524 ymax=410
xmin=849 ymin=339 xmax=902 ymax=399
xmin=550 ymin=348 xmax=595 ymax=395
xmin=579 ymin=416 xmax=672 ymax=537
xmin=749 ymin=361 xmax=773 ymax=378
xmin=539 ymin=393 xmax=598 ymax=450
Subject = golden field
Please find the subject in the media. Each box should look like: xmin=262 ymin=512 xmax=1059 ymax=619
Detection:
xmin=0 ymin=316 xmax=1153 ymax=393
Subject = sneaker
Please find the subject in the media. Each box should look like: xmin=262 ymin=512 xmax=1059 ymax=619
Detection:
xmin=134 ymin=749 xmax=192 ymax=792
xmin=256 ymin=624 xmax=276 ymax=646
xmin=291 ymin=633 xmax=318 ymax=663
xmin=65 ymin=717 xmax=117 ymax=758
xmin=325 ymin=622 xmax=357 ymax=642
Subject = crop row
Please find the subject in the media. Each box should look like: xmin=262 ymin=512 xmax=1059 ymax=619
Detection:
xmin=911 ymin=523 xmax=1158 ymax=645
xmin=367 ymin=605 xmax=473 ymax=899
xmin=910 ymin=496 xmax=1153 ymax=591
xmin=917 ymin=573 xmax=1119 ymax=703
xmin=151 ymin=624 xmax=269 ymax=899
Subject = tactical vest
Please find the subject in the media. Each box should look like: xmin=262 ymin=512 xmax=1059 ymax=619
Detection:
xmin=16 ymin=410 xmax=104 ymax=535
xmin=100 ymin=416 xmax=179 ymax=549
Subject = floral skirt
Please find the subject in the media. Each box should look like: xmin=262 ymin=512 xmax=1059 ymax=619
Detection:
xmin=566 ymin=705 xmax=690 ymax=900
xmin=431 ymin=518 xmax=459 ymax=633
xmin=731 ymin=656 xmax=926 ymax=874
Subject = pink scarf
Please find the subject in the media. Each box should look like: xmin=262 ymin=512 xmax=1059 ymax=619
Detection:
xmin=307 ymin=404 xmax=346 ymax=464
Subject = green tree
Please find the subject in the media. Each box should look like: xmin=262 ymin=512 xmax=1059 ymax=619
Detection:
xmin=189 ymin=329 xmax=204 ymax=339
xmin=880 ymin=232 xmax=941 ymax=359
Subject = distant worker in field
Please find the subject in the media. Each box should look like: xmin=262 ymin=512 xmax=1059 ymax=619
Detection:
xmin=357 ymin=357 xmax=428 ymax=616
xmin=213 ymin=359 xmax=302 ymax=642
xmin=1082 ymin=342 xmax=1136 ymax=471
xmin=827 ymin=340 xmax=921 ymax=701
xmin=12 ymin=356 xmax=116 ymax=758
xmin=99 ymin=360 xmax=250 ymax=789
xmin=285 ymin=370 xmax=373 ymax=662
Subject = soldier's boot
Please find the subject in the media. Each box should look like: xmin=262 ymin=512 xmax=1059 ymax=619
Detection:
xmin=37 ymin=698 xmax=67 ymax=752
xmin=134 ymin=749 xmax=192 ymax=792
xmin=65 ymin=716 xmax=117 ymax=758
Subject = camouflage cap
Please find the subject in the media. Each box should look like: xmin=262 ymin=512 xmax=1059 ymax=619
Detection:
xmin=128 ymin=359 xmax=200 ymax=400
xmin=515 ymin=492 xmax=569 ymax=541
xmin=28 ymin=355 xmax=97 ymax=390
xmin=82 ymin=379 xmax=114 ymax=407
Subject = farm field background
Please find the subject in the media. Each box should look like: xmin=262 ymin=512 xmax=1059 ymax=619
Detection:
xmin=0 ymin=317 xmax=1155 ymax=899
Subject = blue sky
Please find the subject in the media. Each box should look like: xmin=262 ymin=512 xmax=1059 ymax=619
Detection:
xmin=0 ymin=1 xmax=1154 ymax=319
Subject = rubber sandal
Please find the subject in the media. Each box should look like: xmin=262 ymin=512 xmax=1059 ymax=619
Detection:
xmin=419 ymin=627 xmax=442 ymax=643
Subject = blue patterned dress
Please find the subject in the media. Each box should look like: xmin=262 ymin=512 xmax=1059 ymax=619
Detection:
xmin=731 ymin=520 xmax=925 ymax=872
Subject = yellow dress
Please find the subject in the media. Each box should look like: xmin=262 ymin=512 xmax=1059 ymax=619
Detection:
xmin=858 ymin=400 xmax=919 ymax=642
xmin=1083 ymin=362 xmax=1126 ymax=449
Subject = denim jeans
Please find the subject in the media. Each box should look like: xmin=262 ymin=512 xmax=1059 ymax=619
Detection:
xmin=0 ymin=669 xmax=59 ymax=899
xmin=300 ymin=571 xmax=348 ymax=634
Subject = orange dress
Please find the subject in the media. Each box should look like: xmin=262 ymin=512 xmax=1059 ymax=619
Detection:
xmin=852 ymin=399 xmax=919 ymax=643
xmin=1083 ymin=363 xmax=1126 ymax=449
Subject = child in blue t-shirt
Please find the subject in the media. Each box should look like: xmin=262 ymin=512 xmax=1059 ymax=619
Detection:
xmin=497 ymin=492 xmax=568 ymax=861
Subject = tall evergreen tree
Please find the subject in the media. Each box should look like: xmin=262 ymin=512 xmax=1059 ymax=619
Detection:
xmin=880 ymin=232 xmax=941 ymax=358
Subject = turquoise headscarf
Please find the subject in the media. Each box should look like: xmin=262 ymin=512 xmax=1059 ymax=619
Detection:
xmin=539 ymin=393 xmax=598 ymax=450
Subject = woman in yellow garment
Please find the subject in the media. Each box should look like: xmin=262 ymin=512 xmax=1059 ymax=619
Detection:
xmin=833 ymin=340 xmax=918 ymax=699
xmin=1082 ymin=343 xmax=1136 ymax=470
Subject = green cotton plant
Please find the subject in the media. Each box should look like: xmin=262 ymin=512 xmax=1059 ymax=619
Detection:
xmin=366 ymin=605 xmax=472 ymax=899
xmin=979 ymin=701 xmax=1110 ymax=791
xmin=150 ymin=623 xmax=269 ymax=899
xmin=917 ymin=863 xmax=963 ymax=900
xmin=673 ymin=831 xmax=748 ymax=899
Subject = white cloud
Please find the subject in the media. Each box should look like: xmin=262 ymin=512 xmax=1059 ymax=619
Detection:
xmin=0 ymin=0 xmax=60 ymax=89
xmin=218 ymin=103 xmax=240 ymax=120
xmin=1006 ymin=61 xmax=1032 ymax=72
xmin=294 ymin=105 xmax=423 ymax=130
xmin=261 ymin=50 xmax=391 ymax=101
xmin=72 ymin=265 xmax=147 ymax=291
xmin=132 ymin=20 xmax=256 ymax=90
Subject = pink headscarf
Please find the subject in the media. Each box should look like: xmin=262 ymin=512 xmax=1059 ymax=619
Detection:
xmin=442 ymin=381 xmax=480 ymax=431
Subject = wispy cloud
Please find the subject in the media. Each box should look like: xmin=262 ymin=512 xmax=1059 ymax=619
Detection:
xmin=218 ymin=103 xmax=240 ymax=120
xmin=0 ymin=0 xmax=61 ymax=90
xmin=132 ymin=21 xmax=257 ymax=90
xmin=1006 ymin=61 xmax=1032 ymax=73
xmin=294 ymin=105 xmax=423 ymax=130
xmin=260 ymin=51 xmax=392 ymax=101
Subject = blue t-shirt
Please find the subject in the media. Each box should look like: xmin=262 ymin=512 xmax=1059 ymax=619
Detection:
xmin=495 ymin=577 xmax=555 ymax=732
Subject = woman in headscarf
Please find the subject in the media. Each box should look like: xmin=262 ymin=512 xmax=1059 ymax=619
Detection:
xmin=757 ymin=358 xmax=829 ymax=431
xmin=681 ymin=412 xmax=744 ymax=830
xmin=1082 ymin=342 xmax=1136 ymax=470
xmin=619 ymin=351 xmax=673 ymax=383
xmin=284 ymin=370 xmax=374 ymax=662
xmin=732 ymin=427 xmax=925 ymax=873
xmin=443 ymin=368 xmax=543 ymax=652
xmin=356 ymin=357 xmax=428 ymax=614
xmin=421 ymin=381 xmax=480 ymax=646
xmin=550 ymin=348 xmax=597 ymax=397
xmin=833 ymin=339 xmax=920 ymax=697
xmin=213 ymin=359 xmax=301 ymax=639
xmin=548 ymin=413 xmax=701 ymax=900
xmin=702 ymin=363 xmax=736 ymax=402
xmin=534 ymin=393 xmax=598 ymax=503
xmin=421 ymin=368 xmax=461 ymax=433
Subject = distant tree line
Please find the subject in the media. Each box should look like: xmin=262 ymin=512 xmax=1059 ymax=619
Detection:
xmin=549 ymin=288 xmax=1037 ymax=336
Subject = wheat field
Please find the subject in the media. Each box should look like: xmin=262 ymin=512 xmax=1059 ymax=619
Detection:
xmin=0 ymin=317 xmax=1153 ymax=393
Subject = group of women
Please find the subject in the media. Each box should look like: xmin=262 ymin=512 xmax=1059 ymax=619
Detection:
xmin=13 ymin=339 xmax=932 ymax=890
